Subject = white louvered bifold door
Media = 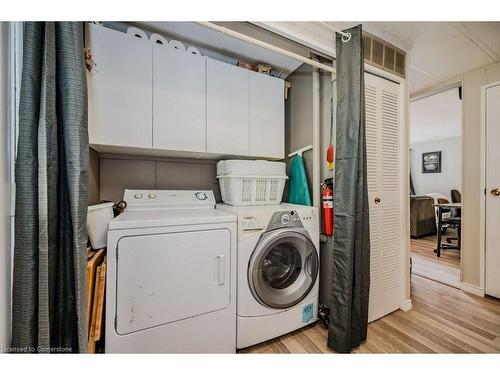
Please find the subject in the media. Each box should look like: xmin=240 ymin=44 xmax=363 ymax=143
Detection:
xmin=365 ymin=73 xmax=401 ymax=323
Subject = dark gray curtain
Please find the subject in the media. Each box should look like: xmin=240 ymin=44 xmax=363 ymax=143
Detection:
xmin=12 ymin=22 xmax=88 ymax=353
xmin=328 ymin=25 xmax=370 ymax=353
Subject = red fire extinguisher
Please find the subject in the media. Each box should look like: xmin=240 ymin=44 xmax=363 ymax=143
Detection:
xmin=322 ymin=183 xmax=334 ymax=236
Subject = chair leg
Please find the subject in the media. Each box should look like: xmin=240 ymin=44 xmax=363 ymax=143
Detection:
xmin=458 ymin=223 xmax=461 ymax=252
xmin=435 ymin=207 xmax=443 ymax=257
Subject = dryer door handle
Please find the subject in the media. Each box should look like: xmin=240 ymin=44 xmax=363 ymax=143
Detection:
xmin=216 ymin=255 xmax=225 ymax=286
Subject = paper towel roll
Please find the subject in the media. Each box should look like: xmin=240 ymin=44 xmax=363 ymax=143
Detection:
xmin=168 ymin=40 xmax=186 ymax=52
xmin=150 ymin=33 xmax=168 ymax=46
xmin=186 ymin=46 xmax=202 ymax=56
xmin=126 ymin=27 xmax=147 ymax=40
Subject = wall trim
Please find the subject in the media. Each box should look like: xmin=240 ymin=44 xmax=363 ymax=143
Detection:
xmin=479 ymin=80 xmax=500 ymax=297
xmin=460 ymin=282 xmax=485 ymax=297
xmin=410 ymin=81 xmax=462 ymax=103
xmin=479 ymin=83 xmax=487 ymax=295
xmin=400 ymin=299 xmax=413 ymax=312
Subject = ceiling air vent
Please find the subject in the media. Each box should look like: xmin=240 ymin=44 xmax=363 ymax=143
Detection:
xmin=363 ymin=32 xmax=406 ymax=78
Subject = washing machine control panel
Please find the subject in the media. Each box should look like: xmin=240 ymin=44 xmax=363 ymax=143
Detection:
xmin=267 ymin=210 xmax=304 ymax=230
xmin=266 ymin=208 xmax=318 ymax=231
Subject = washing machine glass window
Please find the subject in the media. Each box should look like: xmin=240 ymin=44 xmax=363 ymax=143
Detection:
xmin=249 ymin=229 xmax=318 ymax=309
xmin=262 ymin=245 xmax=301 ymax=290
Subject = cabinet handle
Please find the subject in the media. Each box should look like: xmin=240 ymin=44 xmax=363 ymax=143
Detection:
xmin=375 ymin=197 xmax=381 ymax=204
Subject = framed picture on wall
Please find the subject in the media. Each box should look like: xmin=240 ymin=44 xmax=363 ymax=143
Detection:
xmin=422 ymin=151 xmax=441 ymax=173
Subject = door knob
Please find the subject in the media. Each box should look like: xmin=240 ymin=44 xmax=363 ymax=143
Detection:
xmin=491 ymin=188 xmax=500 ymax=196
xmin=375 ymin=197 xmax=381 ymax=204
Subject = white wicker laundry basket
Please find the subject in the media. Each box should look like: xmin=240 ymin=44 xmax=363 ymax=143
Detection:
xmin=217 ymin=160 xmax=287 ymax=206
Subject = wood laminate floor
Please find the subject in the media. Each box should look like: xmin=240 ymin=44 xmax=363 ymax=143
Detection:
xmin=410 ymin=231 xmax=461 ymax=288
xmin=240 ymin=275 xmax=500 ymax=353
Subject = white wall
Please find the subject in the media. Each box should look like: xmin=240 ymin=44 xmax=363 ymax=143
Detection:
xmin=410 ymin=136 xmax=462 ymax=200
xmin=96 ymin=154 xmax=220 ymax=204
xmin=410 ymin=88 xmax=462 ymax=144
xmin=0 ymin=21 xmax=12 ymax=349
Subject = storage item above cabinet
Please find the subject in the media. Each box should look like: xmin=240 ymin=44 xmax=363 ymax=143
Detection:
xmin=153 ymin=44 xmax=206 ymax=153
xmin=86 ymin=23 xmax=152 ymax=149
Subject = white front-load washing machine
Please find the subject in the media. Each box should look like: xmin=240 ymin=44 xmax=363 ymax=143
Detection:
xmin=216 ymin=203 xmax=319 ymax=349
xmin=106 ymin=190 xmax=237 ymax=353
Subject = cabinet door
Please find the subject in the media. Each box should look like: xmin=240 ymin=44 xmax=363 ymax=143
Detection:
xmin=153 ymin=46 xmax=206 ymax=152
xmin=249 ymin=72 xmax=284 ymax=158
xmin=206 ymin=58 xmax=249 ymax=156
xmin=365 ymin=73 xmax=401 ymax=323
xmin=86 ymin=24 xmax=152 ymax=149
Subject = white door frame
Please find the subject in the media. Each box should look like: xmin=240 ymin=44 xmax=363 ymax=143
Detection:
xmin=410 ymin=79 xmax=476 ymax=295
xmin=479 ymin=80 xmax=500 ymax=296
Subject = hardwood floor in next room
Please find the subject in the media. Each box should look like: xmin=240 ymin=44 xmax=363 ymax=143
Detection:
xmin=240 ymin=275 xmax=500 ymax=353
xmin=411 ymin=231 xmax=461 ymax=288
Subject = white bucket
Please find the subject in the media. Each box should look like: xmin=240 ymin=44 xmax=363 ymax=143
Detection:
xmin=87 ymin=202 xmax=114 ymax=249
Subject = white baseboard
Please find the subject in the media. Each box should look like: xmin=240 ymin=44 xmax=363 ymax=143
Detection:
xmin=460 ymin=282 xmax=485 ymax=297
xmin=400 ymin=299 xmax=413 ymax=312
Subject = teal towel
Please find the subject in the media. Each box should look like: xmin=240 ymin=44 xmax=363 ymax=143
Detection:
xmin=288 ymin=155 xmax=312 ymax=206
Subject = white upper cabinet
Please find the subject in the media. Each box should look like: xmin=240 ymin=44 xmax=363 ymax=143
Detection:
xmin=86 ymin=24 xmax=152 ymax=149
xmin=153 ymin=46 xmax=206 ymax=153
xmin=249 ymin=72 xmax=284 ymax=158
xmin=87 ymin=25 xmax=285 ymax=159
xmin=206 ymin=58 xmax=249 ymax=156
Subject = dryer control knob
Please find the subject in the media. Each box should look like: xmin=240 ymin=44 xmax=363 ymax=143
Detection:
xmin=134 ymin=193 xmax=143 ymax=199
xmin=281 ymin=213 xmax=291 ymax=225
xmin=148 ymin=193 xmax=157 ymax=199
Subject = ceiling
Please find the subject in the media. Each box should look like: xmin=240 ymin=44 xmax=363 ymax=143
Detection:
xmin=336 ymin=22 xmax=500 ymax=95
xmin=410 ymin=87 xmax=462 ymax=144
xmin=259 ymin=22 xmax=500 ymax=95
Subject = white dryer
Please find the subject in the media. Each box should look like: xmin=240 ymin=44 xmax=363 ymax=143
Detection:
xmin=216 ymin=203 xmax=319 ymax=349
xmin=106 ymin=190 xmax=237 ymax=353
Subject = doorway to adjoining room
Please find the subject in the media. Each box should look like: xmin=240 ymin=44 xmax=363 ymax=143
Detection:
xmin=409 ymin=87 xmax=462 ymax=288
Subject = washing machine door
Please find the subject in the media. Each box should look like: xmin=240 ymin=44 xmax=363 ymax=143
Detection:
xmin=249 ymin=228 xmax=318 ymax=309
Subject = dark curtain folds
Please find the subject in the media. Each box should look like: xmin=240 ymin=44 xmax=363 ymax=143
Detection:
xmin=12 ymin=22 xmax=88 ymax=353
xmin=328 ymin=25 xmax=370 ymax=353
